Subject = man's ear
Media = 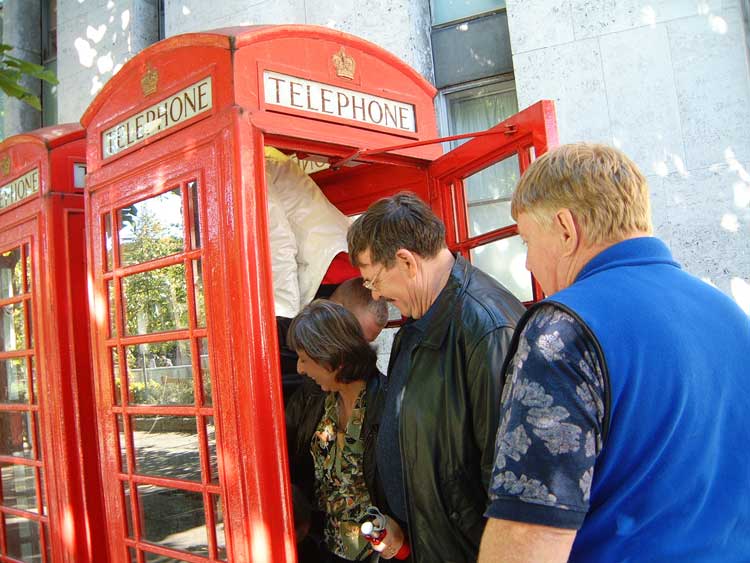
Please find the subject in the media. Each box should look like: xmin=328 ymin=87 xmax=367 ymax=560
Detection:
xmin=554 ymin=209 xmax=580 ymax=257
xmin=394 ymin=248 xmax=419 ymax=278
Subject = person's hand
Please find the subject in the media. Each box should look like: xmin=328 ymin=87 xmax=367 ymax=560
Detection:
xmin=371 ymin=516 xmax=406 ymax=560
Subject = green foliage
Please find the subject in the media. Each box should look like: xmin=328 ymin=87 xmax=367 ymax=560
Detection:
xmin=0 ymin=44 xmax=58 ymax=111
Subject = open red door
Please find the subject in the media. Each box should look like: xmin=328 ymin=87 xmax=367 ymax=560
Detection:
xmin=428 ymin=100 xmax=558 ymax=303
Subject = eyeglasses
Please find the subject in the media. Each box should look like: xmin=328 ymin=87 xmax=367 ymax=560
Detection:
xmin=362 ymin=264 xmax=385 ymax=291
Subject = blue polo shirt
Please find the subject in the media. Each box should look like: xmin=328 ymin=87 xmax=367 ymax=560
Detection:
xmin=487 ymin=237 xmax=750 ymax=562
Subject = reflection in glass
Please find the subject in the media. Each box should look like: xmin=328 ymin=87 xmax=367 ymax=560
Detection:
xmin=212 ymin=494 xmax=227 ymax=560
xmin=123 ymin=481 xmax=134 ymax=538
xmin=0 ymin=358 xmax=28 ymax=403
xmin=470 ymin=236 xmax=532 ymax=301
xmin=125 ymin=341 xmax=193 ymax=405
xmin=31 ymin=357 xmax=37 ymax=404
xmin=123 ymin=264 xmax=188 ymax=336
xmin=199 ymin=338 xmax=211 ymax=407
xmin=1 ymin=463 xmax=37 ymax=512
xmin=465 ymin=154 xmax=519 ymax=237
xmin=0 ymin=247 xmax=23 ymax=298
xmin=119 ymin=188 xmax=184 ymax=267
xmin=104 ymin=213 xmax=114 ymax=271
xmin=5 ymin=515 xmax=41 ymax=562
xmin=24 ymin=243 xmax=31 ymax=291
xmin=132 ymin=416 xmax=200 ymax=481
xmin=145 ymin=551 xmax=193 ymax=562
xmin=207 ymin=416 xmax=218 ymax=484
xmin=129 ymin=547 xmax=138 ymax=563
xmin=112 ymin=347 xmax=121 ymax=406
xmin=27 ymin=301 xmax=33 ymax=349
xmin=137 ymin=485 xmax=208 ymax=556
xmin=193 ymin=259 xmax=205 ymax=328
xmin=0 ymin=302 xmax=26 ymax=352
xmin=39 ymin=468 xmax=46 ymax=515
xmin=32 ymin=413 xmax=41 ymax=461
xmin=0 ymin=411 xmax=34 ymax=458
xmin=117 ymin=414 xmax=129 ymax=473
xmin=188 ymin=180 xmax=201 ymax=249
xmin=108 ymin=279 xmax=117 ymax=338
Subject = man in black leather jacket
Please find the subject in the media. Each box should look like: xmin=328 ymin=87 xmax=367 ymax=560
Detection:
xmin=347 ymin=192 xmax=525 ymax=562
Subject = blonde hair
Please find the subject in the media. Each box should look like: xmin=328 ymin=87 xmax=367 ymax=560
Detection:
xmin=512 ymin=143 xmax=653 ymax=244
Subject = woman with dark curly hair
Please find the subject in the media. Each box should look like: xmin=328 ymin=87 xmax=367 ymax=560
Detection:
xmin=285 ymin=300 xmax=386 ymax=563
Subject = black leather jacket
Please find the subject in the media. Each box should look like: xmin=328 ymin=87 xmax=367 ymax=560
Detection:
xmin=393 ymin=255 xmax=525 ymax=563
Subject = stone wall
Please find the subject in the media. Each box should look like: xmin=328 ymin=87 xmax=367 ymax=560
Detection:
xmin=57 ymin=0 xmax=159 ymax=123
xmin=507 ymin=0 xmax=750 ymax=311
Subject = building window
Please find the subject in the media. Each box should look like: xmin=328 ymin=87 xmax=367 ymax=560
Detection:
xmin=430 ymin=0 xmax=506 ymax=26
xmin=439 ymin=77 xmax=517 ymax=142
xmin=41 ymin=0 xmax=57 ymax=126
xmin=158 ymin=0 xmax=166 ymax=40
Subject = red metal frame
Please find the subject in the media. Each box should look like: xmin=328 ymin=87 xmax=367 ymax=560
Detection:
xmin=0 ymin=125 xmax=106 ymax=563
xmin=80 ymin=25 xmax=558 ymax=563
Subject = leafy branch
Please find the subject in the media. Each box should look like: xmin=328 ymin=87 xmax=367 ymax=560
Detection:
xmin=0 ymin=44 xmax=58 ymax=110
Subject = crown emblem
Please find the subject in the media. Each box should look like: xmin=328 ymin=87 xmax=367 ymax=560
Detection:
xmin=0 ymin=155 xmax=10 ymax=177
xmin=141 ymin=65 xmax=158 ymax=96
xmin=332 ymin=47 xmax=356 ymax=80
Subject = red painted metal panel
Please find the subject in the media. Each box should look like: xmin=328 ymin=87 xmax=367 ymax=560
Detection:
xmin=428 ymin=100 xmax=559 ymax=303
xmin=80 ymin=24 xmax=559 ymax=563
xmin=0 ymin=126 xmax=105 ymax=563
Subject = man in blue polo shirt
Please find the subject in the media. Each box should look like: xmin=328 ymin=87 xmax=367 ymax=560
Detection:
xmin=479 ymin=143 xmax=750 ymax=562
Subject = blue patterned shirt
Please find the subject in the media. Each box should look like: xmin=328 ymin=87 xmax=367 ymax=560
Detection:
xmin=486 ymin=304 xmax=606 ymax=529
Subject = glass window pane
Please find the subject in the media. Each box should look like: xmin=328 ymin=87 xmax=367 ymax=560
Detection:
xmin=73 ymin=163 xmax=86 ymax=189
xmin=431 ymin=0 xmax=505 ymax=24
xmin=0 ymin=247 xmax=23 ymax=298
xmin=192 ymin=259 xmax=205 ymax=328
xmin=1 ymin=463 xmax=37 ymax=512
xmin=446 ymin=81 xmax=517 ymax=139
xmin=39 ymin=468 xmax=46 ymax=515
xmin=212 ymin=494 xmax=227 ymax=560
xmin=0 ymin=302 xmax=27 ymax=351
xmin=4 ymin=515 xmax=42 ymax=562
xmin=104 ymin=213 xmax=113 ymax=272
xmin=464 ymin=155 xmax=519 ymax=237
xmin=188 ymin=180 xmax=201 ymax=250
xmin=125 ymin=341 xmax=193 ymax=405
xmin=30 ymin=357 xmax=37 ymax=404
xmin=137 ymin=485 xmax=208 ymax=556
xmin=145 ymin=552 xmax=193 ymax=562
xmin=112 ymin=347 xmax=121 ymax=406
xmin=24 ymin=243 xmax=31 ymax=292
xmin=199 ymin=338 xmax=211 ymax=407
xmin=118 ymin=189 xmax=185 ymax=267
xmin=108 ymin=279 xmax=118 ymax=338
xmin=123 ymin=264 xmax=188 ymax=336
xmin=207 ymin=416 xmax=217 ymax=484
xmin=0 ymin=412 xmax=34 ymax=458
xmin=0 ymin=358 xmax=29 ymax=403
xmin=32 ymin=413 xmax=41 ymax=461
xmin=470 ymin=236 xmax=532 ymax=301
xmin=117 ymin=414 xmax=129 ymax=473
xmin=132 ymin=416 xmax=200 ymax=481
xmin=27 ymin=302 xmax=33 ymax=349
xmin=128 ymin=547 xmax=138 ymax=563
xmin=123 ymin=482 xmax=134 ymax=538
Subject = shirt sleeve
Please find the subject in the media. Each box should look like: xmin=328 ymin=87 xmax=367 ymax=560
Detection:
xmin=485 ymin=304 xmax=606 ymax=530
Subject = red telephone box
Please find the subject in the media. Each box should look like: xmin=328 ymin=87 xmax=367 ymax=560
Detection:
xmin=81 ymin=25 xmax=557 ymax=563
xmin=0 ymin=125 xmax=105 ymax=563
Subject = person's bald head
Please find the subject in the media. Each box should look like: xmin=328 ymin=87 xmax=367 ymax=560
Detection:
xmin=330 ymin=277 xmax=389 ymax=342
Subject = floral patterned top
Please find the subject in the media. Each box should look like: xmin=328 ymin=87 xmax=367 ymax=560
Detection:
xmin=486 ymin=304 xmax=606 ymax=529
xmin=311 ymin=388 xmax=373 ymax=560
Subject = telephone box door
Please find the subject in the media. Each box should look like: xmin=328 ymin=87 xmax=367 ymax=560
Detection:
xmin=428 ymin=100 xmax=558 ymax=302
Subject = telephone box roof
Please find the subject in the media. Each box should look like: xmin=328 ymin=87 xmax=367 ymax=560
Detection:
xmin=81 ymin=25 xmax=437 ymax=128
